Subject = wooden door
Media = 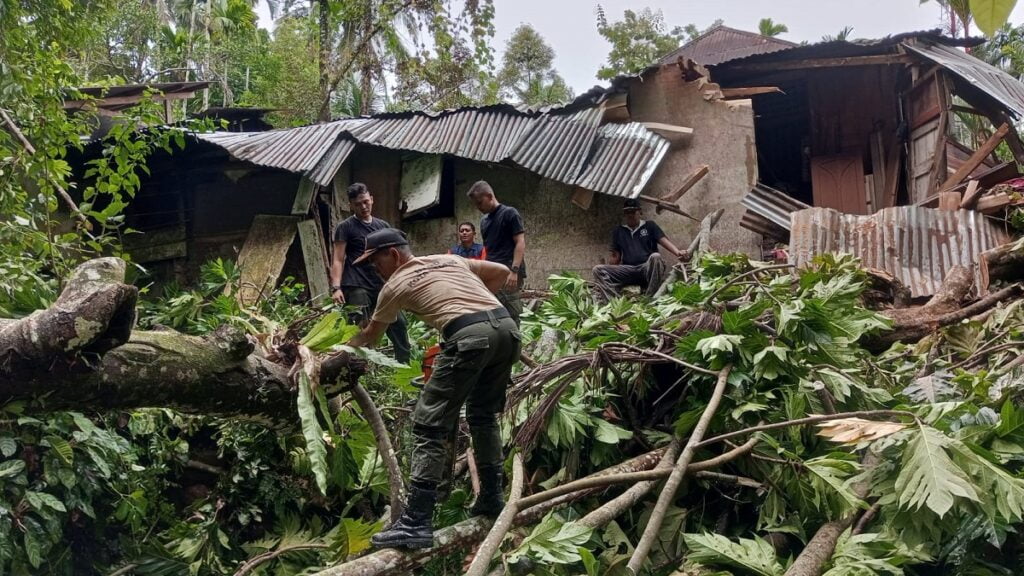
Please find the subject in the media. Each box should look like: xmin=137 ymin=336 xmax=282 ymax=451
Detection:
xmin=811 ymin=155 xmax=868 ymax=214
xmin=905 ymin=71 xmax=948 ymax=204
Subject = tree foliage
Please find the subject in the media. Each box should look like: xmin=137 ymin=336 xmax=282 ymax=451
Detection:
xmin=758 ymin=17 xmax=789 ymax=37
xmin=594 ymin=6 xmax=685 ymax=80
xmin=498 ymin=24 xmax=572 ymax=107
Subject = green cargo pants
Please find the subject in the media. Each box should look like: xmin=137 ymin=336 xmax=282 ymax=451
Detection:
xmin=409 ymin=316 xmax=520 ymax=486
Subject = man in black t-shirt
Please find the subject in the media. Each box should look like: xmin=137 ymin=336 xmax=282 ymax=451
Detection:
xmin=591 ymin=198 xmax=688 ymax=304
xmin=467 ymin=180 xmax=526 ymax=324
xmin=329 ymin=183 xmax=411 ymax=363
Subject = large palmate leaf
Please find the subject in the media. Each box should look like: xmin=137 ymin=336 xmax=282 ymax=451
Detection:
xmin=971 ymin=0 xmax=1018 ymax=36
xmin=895 ymin=425 xmax=979 ymax=517
xmin=509 ymin=513 xmax=593 ymax=565
xmin=817 ymin=418 xmax=907 ymax=445
xmin=684 ymin=532 xmax=785 ymax=576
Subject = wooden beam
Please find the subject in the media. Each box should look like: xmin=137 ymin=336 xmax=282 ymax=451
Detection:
xmin=297 ymin=219 xmax=332 ymax=305
xmin=940 ymin=123 xmax=1010 ymax=191
xmin=641 ymin=122 xmax=694 ymax=138
xmin=938 ymin=191 xmax=962 ymax=211
xmin=637 ymin=195 xmax=699 ymax=221
xmin=727 ymin=54 xmax=913 ymax=72
xmin=951 ymin=104 xmax=984 ymax=116
xmin=570 ymin=188 xmax=594 ymax=210
xmin=720 ymin=86 xmax=783 ymax=99
xmin=660 ymin=165 xmax=710 ymax=203
xmin=63 ymin=92 xmax=197 ymax=110
xmin=976 ymin=192 xmax=1011 ymax=214
xmin=883 ymin=131 xmax=902 ymax=209
xmin=960 ymin=180 xmax=982 ymax=209
xmin=291 ymin=176 xmax=317 ymax=216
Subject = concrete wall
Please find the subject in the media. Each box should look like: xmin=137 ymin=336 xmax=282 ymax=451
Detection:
xmin=404 ymin=159 xmax=626 ymax=289
xmin=627 ymin=67 xmax=761 ymax=257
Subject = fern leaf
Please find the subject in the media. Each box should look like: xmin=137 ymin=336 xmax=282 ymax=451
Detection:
xmin=894 ymin=424 xmax=979 ymax=518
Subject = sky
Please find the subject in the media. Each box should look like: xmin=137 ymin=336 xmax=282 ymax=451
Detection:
xmin=257 ymin=0 xmax=1024 ymax=95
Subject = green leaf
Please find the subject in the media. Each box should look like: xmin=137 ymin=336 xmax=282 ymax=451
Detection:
xmin=684 ymin=532 xmax=785 ymax=576
xmin=695 ymin=334 xmax=743 ymax=359
xmin=0 ymin=459 xmax=25 ymax=479
xmin=43 ymin=435 xmax=73 ymax=464
xmin=332 ymin=517 xmax=381 ymax=559
xmin=594 ymin=419 xmax=633 ymax=444
xmin=24 ymin=491 xmax=67 ymax=513
xmin=579 ymin=547 xmax=598 ymax=576
xmin=338 ymin=345 xmax=409 ymax=369
xmin=895 ymin=424 xmax=979 ymax=517
xmin=971 ymin=0 xmax=1018 ymax=36
xmin=297 ymin=372 xmax=329 ymax=496
xmin=23 ymin=524 xmax=44 ymax=568
xmin=509 ymin=513 xmax=593 ymax=565
xmin=0 ymin=437 xmax=15 ymax=458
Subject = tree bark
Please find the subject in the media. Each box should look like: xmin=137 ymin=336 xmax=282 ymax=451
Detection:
xmin=0 ymin=258 xmax=364 ymax=423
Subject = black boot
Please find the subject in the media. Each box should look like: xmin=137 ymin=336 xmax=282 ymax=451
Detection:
xmin=371 ymin=485 xmax=436 ymax=549
xmin=471 ymin=464 xmax=505 ymax=517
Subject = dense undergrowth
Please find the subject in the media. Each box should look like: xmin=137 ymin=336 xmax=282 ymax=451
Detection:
xmin=4 ymin=252 xmax=1024 ymax=575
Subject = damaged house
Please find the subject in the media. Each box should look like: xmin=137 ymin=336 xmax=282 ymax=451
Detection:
xmin=96 ymin=27 xmax=1024 ymax=302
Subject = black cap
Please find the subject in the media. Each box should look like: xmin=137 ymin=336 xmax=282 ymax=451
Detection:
xmin=353 ymin=228 xmax=409 ymax=264
xmin=623 ymin=198 xmax=641 ymax=211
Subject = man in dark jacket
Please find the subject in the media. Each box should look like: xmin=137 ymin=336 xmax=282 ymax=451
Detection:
xmin=329 ymin=183 xmax=411 ymax=364
xmin=591 ymin=198 xmax=688 ymax=303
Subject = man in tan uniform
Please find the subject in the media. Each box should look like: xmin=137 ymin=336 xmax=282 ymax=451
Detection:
xmin=346 ymin=228 xmax=520 ymax=549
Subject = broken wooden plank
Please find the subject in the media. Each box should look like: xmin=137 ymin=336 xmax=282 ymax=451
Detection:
xmin=938 ymin=191 xmax=962 ymax=211
xmin=720 ymin=87 xmax=783 ymax=99
xmin=883 ymin=131 xmax=902 ymax=209
xmin=960 ymin=180 xmax=983 ymax=209
xmin=728 ymin=54 xmax=913 ymax=72
xmin=870 ymin=131 xmax=886 ymax=211
xmin=976 ymin=192 xmax=1012 ymax=214
xmin=291 ymin=176 xmax=317 ymax=216
xmin=236 ymin=215 xmax=301 ymax=307
xmin=570 ymin=188 xmax=594 ymax=210
xmin=637 ymin=195 xmax=699 ymax=221
xmin=660 ymin=165 xmax=710 ymax=203
xmin=940 ymin=123 xmax=1010 ymax=191
xmin=297 ymin=219 xmax=332 ymax=305
xmin=641 ymin=122 xmax=694 ymax=142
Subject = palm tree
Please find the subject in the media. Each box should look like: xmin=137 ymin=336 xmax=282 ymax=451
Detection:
xmin=822 ymin=26 xmax=854 ymax=42
xmin=758 ymin=18 xmax=788 ymax=37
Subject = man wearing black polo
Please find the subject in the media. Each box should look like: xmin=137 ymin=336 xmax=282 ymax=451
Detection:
xmin=467 ymin=180 xmax=526 ymax=325
xmin=329 ymin=183 xmax=411 ymax=364
xmin=591 ymin=198 xmax=688 ymax=303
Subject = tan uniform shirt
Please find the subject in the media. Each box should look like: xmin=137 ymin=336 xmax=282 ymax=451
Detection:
xmin=372 ymin=254 xmax=502 ymax=331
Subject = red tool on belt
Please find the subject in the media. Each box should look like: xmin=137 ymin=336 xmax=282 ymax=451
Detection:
xmin=416 ymin=343 xmax=442 ymax=386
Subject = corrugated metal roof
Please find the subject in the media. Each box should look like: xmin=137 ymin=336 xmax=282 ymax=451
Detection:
xmin=904 ymin=40 xmax=1024 ymax=119
xmin=659 ymin=25 xmax=798 ymax=66
xmin=194 ymin=106 xmax=669 ymax=197
xmin=790 ymin=206 xmax=1010 ymax=298
xmin=574 ymin=122 xmax=671 ymax=197
xmin=741 ymin=183 xmax=811 ymax=231
xmin=509 ymin=107 xmax=602 ymax=184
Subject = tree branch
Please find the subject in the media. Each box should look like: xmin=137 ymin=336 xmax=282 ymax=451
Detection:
xmin=465 ymin=453 xmax=524 ymax=576
xmin=349 ymin=383 xmax=405 ymax=523
xmin=628 ymin=364 xmax=732 ymax=574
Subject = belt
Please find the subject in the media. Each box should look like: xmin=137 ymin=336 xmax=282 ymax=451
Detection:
xmin=443 ymin=307 xmax=509 ymax=340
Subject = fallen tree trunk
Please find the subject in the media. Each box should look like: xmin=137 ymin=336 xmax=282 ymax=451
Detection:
xmin=0 ymin=258 xmax=364 ymax=423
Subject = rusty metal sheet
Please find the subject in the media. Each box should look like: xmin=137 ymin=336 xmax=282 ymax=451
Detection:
xmin=790 ymin=206 xmax=1010 ymax=298
xmin=659 ymin=24 xmax=797 ymax=66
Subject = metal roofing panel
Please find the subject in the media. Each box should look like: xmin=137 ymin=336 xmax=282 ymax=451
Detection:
xmin=741 ymin=183 xmax=811 ymax=231
xmin=194 ymin=105 xmax=670 ymax=197
xmin=658 ymin=25 xmax=797 ymax=66
xmin=903 ymin=40 xmax=1024 ymax=118
xmin=790 ymin=206 xmax=1010 ymax=298
xmin=573 ymin=123 xmax=670 ymax=198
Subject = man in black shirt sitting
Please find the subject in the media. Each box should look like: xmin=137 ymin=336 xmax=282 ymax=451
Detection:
xmin=591 ymin=198 xmax=688 ymax=304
